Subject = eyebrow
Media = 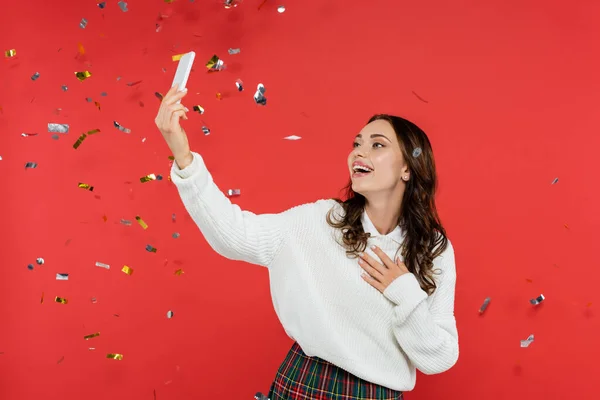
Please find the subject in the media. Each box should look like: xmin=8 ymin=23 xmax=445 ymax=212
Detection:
xmin=354 ymin=133 xmax=391 ymax=143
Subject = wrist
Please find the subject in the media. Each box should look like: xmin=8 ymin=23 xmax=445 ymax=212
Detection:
xmin=175 ymin=151 xmax=193 ymax=170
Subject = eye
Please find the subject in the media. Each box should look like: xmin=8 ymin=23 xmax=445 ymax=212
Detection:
xmin=353 ymin=142 xmax=359 ymax=148
xmin=373 ymin=142 xmax=384 ymax=148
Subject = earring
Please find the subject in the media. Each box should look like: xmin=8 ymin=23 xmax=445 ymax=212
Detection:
xmin=403 ymin=176 xmax=408 ymax=181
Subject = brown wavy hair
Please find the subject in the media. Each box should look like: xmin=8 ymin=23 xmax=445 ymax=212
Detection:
xmin=326 ymin=114 xmax=448 ymax=295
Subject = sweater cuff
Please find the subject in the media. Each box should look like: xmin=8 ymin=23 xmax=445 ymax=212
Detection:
xmin=383 ymin=273 xmax=428 ymax=321
xmin=170 ymin=152 xmax=208 ymax=184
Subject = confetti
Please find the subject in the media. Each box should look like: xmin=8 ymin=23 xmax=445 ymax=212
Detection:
xmin=235 ymin=79 xmax=244 ymax=91
xmin=57 ymin=356 xmax=65 ymax=364
xmin=121 ymin=265 xmax=134 ymax=275
xmin=146 ymin=244 xmax=157 ymax=253
xmin=5 ymin=49 xmax=16 ymax=58
xmin=114 ymin=121 xmax=131 ymax=133
xmin=255 ymin=392 xmax=269 ymax=400
xmin=135 ymin=216 xmax=148 ymax=229
xmin=277 ymin=5 xmax=285 ymax=12
xmin=56 ymin=273 xmax=69 ymax=281
xmin=206 ymin=55 xmax=225 ymax=71
xmin=31 ymin=72 xmax=40 ymax=81
xmin=202 ymin=126 xmax=210 ymax=135
xmin=127 ymin=80 xmax=142 ymax=87
xmin=174 ymin=269 xmax=184 ymax=276
xmin=36 ymin=258 xmax=44 ymax=265
xmin=48 ymin=123 xmax=69 ymax=133
xmin=155 ymin=92 xmax=164 ymax=101
xmin=21 ymin=133 xmax=38 ymax=137
xmin=84 ymin=332 xmax=100 ymax=340
xmin=227 ymin=189 xmax=241 ymax=197
xmin=61 ymin=85 xmax=68 ymax=91
xmin=172 ymin=233 xmax=180 ymax=239
xmin=95 ymin=261 xmax=109 ymax=269
xmin=529 ymin=294 xmax=545 ymax=305
xmin=78 ymin=183 xmax=94 ymax=191
xmin=98 ymin=1 xmax=106 ymax=8
xmin=520 ymin=334 xmax=534 ymax=348
xmin=41 ymin=292 xmax=44 ymax=303
xmin=25 ymin=162 xmax=37 ymax=169
xmin=551 ymin=177 xmax=559 ymax=185
xmin=284 ymin=135 xmax=301 ymax=140
xmin=193 ymin=105 xmax=205 ymax=114
xmin=117 ymin=1 xmax=128 ymax=12
xmin=223 ymin=0 xmax=241 ymax=8
xmin=412 ymin=147 xmax=422 ymax=158
xmin=411 ymin=91 xmax=429 ymax=103
xmin=172 ymin=213 xmax=176 ymax=222
xmin=80 ymin=18 xmax=88 ymax=29
xmin=101 ymin=92 xmax=107 ymax=96
xmin=140 ymin=174 xmax=157 ymax=183
xmin=55 ymin=296 xmax=68 ymax=304
xmin=107 ymin=353 xmax=124 ymax=360
xmin=73 ymin=129 xmax=100 ymax=149
xmin=167 ymin=311 xmax=174 ymax=319
xmin=89 ymin=348 xmax=96 ymax=351
xmin=78 ymin=43 xmax=85 ymax=55
xmin=478 ymin=297 xmax=491 ymax=314
xmin=172 ymin=54 xmax=185 ymax=62
xmin=216 ymin=92 xmax=222 ymax=100
xmin=51 ymin=134 xmax=59 ymax=140
xmin=27 ymin=264 xmax=34 ymax=270
xmin=120 ymin=219 xmax=132 ymax=226
xmin=75 ymin=71 xmax=92 ymax=81
xmin=254 ymin=83 xmax=267 ymax=105
xmin=228 ymin=48 xmax=241 ymax=55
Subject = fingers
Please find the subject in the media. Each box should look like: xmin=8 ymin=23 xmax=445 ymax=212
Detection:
xmin=163 ymin=86 xmax=188 ymax=106
xmin=358 ymin=255 xmax=384 ymax=278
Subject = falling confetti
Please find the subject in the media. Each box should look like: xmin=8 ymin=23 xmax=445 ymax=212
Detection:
xmin=216 ymin=92 xmax=222 ymax=100
xmin=254 ymin=84 xmax=267 ymax=105
xmin=84 ymin=332 xmax=100 ymax=340
xmin=41 ymin=292 xmax=44 ymax=303
xmin=202 ymin=126 xmax=210 ymax=135
xmin=61 ymin=85 xmax=68 ymax=91
xmin=529 ymin=294 xmax=545 ymax=306
xmin=223 ymin=0 xmax=241 ymax=8
xmin=167 ymin=311 xmax=174 ymax=319
xmin=107 ymin=353 xmax=124 ymax=360
xmin=206 ymin=55 xmax=225 ymax=71
xmin=140 ymin=174 xmax=157 ymax=183
xmin=520 ymin=334 xmax=534 ymax=348
xmin=48 ymin=123 xmax=69 ymax=133
xmin=5 ymin=49 xmax=16 ymax=58
xmin=277 ymin=5 xmax=285 ymax=12
xmin=21 ymin=133 xmax=38 ymax=137
xmin=551 ymin=177 xmax=559 ymax=185
xmin=127 ymin=80 xmax=142 ymax=87
xmin=146 ymin=244 xmax=157 ymax=253
xmin=172 ymin=54 xmax=185 ymax=62
xmin=36 ymin=258 xmax=44 ymax=265
xmin=478 ymin=297 xmax=491 ymax=314
xmin=193 ymin=105 xmax=205 ymax=114
xmin=235 ymin=79 xmax=244 ymax=91
xmin=120 ymin=219 xmax=132 ymax=226
xmin=56 ymin=273 xmax=69 ymax=281
xmin=98 ymin=1 xmax=106 ymax=8
xmin=25 ymin=162 xmax=37 ymax=169
xmin=228 ymin=48 xmax=241 ymax=55
xmin=172 ymin=233 xmax=180 ymax=239
xmin=75 ymin=71 xmax=92 ymax=82
xmin=227 ymin=189 xmax=241 ymax=197
xmin=80 ymin=18 xmax=88 ymax=29
xmin=27 ymin=264 xmax=34 ymax=270
xmin=31 ymin=72 xmax=40 ymax=81
xmin=91 ymin=297 xmax=97 ymax=303
xmin=95 ymin=261 xmax=110 ymax=269
xmin=174 ymin=269 xmax=184 ymax=276
xmin=255 ymin=392 xmax=269 ymax=400
xmin=77 ymin=43 xmax=85 ymax=55
xmin=78 ymin=183 xmax=94 ymax=191
xmin=113 ymin=121 xmax=131 ymax=133
xmin=284 ymin=135 xmax=301 ymax=140
xmin=55 ymin=296 xmax=68 ymax=304
xmin=117 ymin=1 xmax=128 ymax=12
xmin=411 ymin=91 xmax=429 ymax=103
xmin=172 ymin=213 xmax=176 ymax=222
xmin=412 ymin=147 xmax=422 ymax=158
xmin=135 ymin=216 xmax=148 ymax=229
xmin=57 ymin=356 xmax=65 ymax=364
xmin=121 ymin=265 xmax=134 ymax=275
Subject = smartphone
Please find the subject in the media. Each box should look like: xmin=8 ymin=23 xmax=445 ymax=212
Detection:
xmin=171 ymin=51 xmax=195 ymax=103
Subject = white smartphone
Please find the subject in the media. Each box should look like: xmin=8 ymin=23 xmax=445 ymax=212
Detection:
xmin=171 ymin=51 xmax=195 ymax=103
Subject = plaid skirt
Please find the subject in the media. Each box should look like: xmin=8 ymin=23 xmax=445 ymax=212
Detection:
xmin=267 ymin=342 xmax=404 ymax=400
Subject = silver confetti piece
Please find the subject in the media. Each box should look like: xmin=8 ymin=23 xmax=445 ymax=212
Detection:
xmin=172 ymin=233 xmax=180 ymax=239
xmin=255 ymin=392 xmax=270 ymax=400
xmin=36 ymin=258 xmax=44 ymax=265
xmin=25 ymin=162 xmax=37 ymax=169
xmin=228 ymin=48 xmax=241 ymax=55
xmin=277 ymin=6 xmax=286 ymax=13
xmin=80 ymin=18 xmax=88 ymax=29
xmin=86 ymin=98 xmax=93 ymax=102
xmin=284 ymin=135 xmax=301 ymax=140
xmin=117 ymin=1 xmax=128 ymax=12
xmin=56 ymin=273 xmax=69 ymax=281
xmin=167 ymin=310 xmax=174 ymax=319
xmin=21 ymin=133 xmax=38 ymax=137
xmin=202 ymin=126 xmax=210 ymax=135
xmin=479 ymin=297 xmax=491 ymax=314
xmin=51 ymin=134 xmax=59 ymax=140
xmin=120 ymin=219 xmax=132 ymax=226
xmin=520 ymin=334 xmax=534 ymax=348
xmin=113 ymin=121 xmax=131 ymax=133
xmin=172 ymin=213 xmax=176 ymax=222
xmin=31 ymin=72 xmax=40 ymax=81
xmin=529 ymin=294 xmax=545 ymax=305
xmin=235 ymin=79 xmax=244 ymax=91
xmin=27 ymin=264 xmax=34 ymax=270
xmin=101 ymin=92 xmax=107 ymax=96
xmin=254 ymin=83 xmax=267 ymax=105
xmin=91 ymin=297 xmax=97 ymax=303
xmin=227 ymin=189 xmax=241 ymax=197
xmin=95 ymin=262 xmax=110 ymax=269
xmin=48 ymin=123 xmax=69 ymax=133
xmin=412 ymin=147 xmax=422 ymax=158
xmin=552 ymin=177 xmax=559 ymax=185
xmin=61 ymin=85 xmax=68 ymax=91
xmin=98 ymin=2 xmax=106 ymax=9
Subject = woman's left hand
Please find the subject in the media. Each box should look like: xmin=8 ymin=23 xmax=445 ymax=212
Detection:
xmin=359 ymin=245 xmax=410 ymax=293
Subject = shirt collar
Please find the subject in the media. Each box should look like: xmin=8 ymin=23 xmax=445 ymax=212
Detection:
xmin=361 ymin=209 xmax=404 ymax=245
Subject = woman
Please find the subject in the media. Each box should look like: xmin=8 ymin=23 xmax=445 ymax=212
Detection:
xmin=155 ymin=85 xmax=459 ymax=399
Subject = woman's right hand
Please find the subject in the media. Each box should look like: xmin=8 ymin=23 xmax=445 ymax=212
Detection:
xmin=155 ymin=84 xmax=193 ymax=169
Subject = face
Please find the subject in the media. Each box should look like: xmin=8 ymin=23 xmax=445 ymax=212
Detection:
xmin=347 ymin=119 xmax=409 ymax=196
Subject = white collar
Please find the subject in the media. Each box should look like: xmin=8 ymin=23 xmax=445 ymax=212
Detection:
xmin=361 ymin=209 xmax=404 ymax=245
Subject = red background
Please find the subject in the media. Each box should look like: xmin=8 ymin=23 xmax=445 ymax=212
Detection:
xmin=1 ymin=1 xmax=599 ymax=399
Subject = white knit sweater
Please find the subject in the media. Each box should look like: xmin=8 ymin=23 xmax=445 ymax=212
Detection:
xmin=170 ymin=152 xmax=459 ymax=392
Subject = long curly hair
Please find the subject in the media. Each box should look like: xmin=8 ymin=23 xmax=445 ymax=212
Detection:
xmin=326 ymin=114 xmax=448 ymax=295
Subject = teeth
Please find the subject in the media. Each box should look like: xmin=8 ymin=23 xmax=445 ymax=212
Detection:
xmin=353 ymin=165 xmax=373 ymax=172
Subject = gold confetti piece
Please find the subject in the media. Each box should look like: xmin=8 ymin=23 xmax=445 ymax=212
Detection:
xmin=172 ymin=53 xmax=184 ymax=61
xmin=5 ymin=49 xmax=16 ymax=58
xmin=94 ymin=101 xmax=101 ymax=110
xmin=216 ymin=92 xmax=222 ymax=100
xmin=73 ymin=134 xmax=87 ymax=149
xmin=193 ymin=105 xmax=204 ymax=114
xmin=206 ymin=54 xmax=225 ymax=71
xmin=121 ymin=265 xmax=134 ymax=275
xmin=41 ymin=292 xmax=44 ymax=304
xmin=107 ymin=353 xmax=123 ymax=360
xmin=140 ymin=174 xmax=157 ymax=183
xmin=174 ymin=269 xmax=184 ymax=276
xmin=78 ymin=183 xmax=94 ymax=191
xmin=77 ymin=43 xmax=85 ymax=55
xmin=75 ymin=71 xmax=92 ymax=81
xmin=55 ymin=296 xmax=68 ymax=304
xmin=168 ymin=155 xmax=175 ymax=160
xmin=135 ymin=216 xmax=148 ymax=229
xmin=84 ymin=332 xmax=100 ymax=340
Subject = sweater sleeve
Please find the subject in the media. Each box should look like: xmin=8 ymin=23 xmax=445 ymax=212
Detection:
xmin=170 ymin=151 xmax=292 ymax=267
xmin=382 ymin=241 xmax=459 ymax=375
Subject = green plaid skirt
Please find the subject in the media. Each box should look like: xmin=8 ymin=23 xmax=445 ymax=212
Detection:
xmin=267 ymin=342 xmax=404 ymax=400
